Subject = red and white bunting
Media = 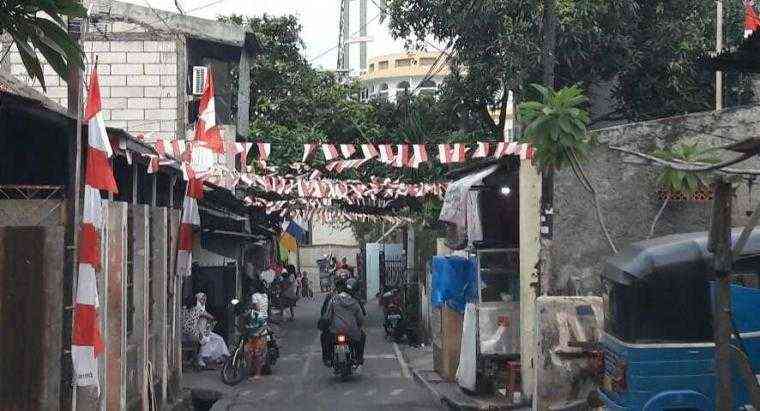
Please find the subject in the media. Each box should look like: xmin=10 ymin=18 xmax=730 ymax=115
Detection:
xmin=194 ymin=69 xmax=223 ymax=153
xmin=393 ymin=144 xmax=410 ymax=167
xmin=340 ymin=144 xmax=356 ymax=159
xmin=73 ymin=64 xmax=119 ymax=392
xmin=257 ymin=142 xmax=271 ymax=163
xmin=411 ymin=144 xmax=428 ymax=168
xmin=438 ymin=144 xmax=452 ymax=164
xmin=303 ymin=143 xmax=317 ymax=162
xmin=361 ymin=144 xmax=379 ymax=159
xmin=322 ymin=144 xmax=339 ymax=161
xmin=154 ymin=140 xmax=166 ymax=157
xmin=146 ymin=156 xmax=160 ymax=174
xmin=473 ymin=142 xmax=490 ymax=158
xmin=378 ymin=144 xmax=395 ymax=164
xmin=451 ymin=143 xmax=469 ymax=163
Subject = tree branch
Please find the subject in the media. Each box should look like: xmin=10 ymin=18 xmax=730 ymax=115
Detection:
xmin=648 ymin=197 xmax=669 ymax=240
xmin=609 ymin=146 xmax=758 ymax=174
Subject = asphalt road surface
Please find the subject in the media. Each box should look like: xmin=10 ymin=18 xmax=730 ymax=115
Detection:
xmin=208 ymin=295 xmax=442 ymax=411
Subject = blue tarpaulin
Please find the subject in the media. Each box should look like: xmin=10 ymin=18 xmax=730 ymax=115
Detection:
xmin=431 ymin=256 xmax=478 ymax=313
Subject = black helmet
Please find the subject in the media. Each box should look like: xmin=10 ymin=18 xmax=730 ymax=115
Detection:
xmin=334 ymin=277 xmax=347 ymax=292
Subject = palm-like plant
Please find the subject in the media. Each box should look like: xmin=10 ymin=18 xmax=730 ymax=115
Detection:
xmin=519 ymin=84 xmax=595 ymax=172
xmin=1 ymin=0 xmax=86 ymax=91
xmin=519 ymin=84 xmax=617 ymax=253
xmin=647 ymin=143 xmax=719 ymax=238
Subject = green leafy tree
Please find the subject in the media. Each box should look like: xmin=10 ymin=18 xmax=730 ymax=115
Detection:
xmin=387 ymin=0 xmax=752 ymax=126
xmin=518 ymin=84 xmax=618 ymax=253
xmin=1 ymin=0 xmax=86 ymax=90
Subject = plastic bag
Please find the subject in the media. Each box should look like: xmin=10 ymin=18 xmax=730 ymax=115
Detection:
xmin=431 ymin=256 xmax=477 ymax=313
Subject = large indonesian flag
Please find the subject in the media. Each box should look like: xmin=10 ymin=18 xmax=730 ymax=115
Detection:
xmin=72 ymin=65 xmax=117 ymax=391
xmin=194 ymin=70 xmax=223 ymax=153
xmin=176 ymin=165 xmax=203 ymax=277
xmin=746 ymin=0 xmax=760 ymax=38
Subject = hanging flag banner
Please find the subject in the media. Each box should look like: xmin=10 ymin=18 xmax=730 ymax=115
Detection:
xmin=340 ymin=144 xmax=356 ymax=159
xmin=322 ymin=144 xmax=339 ymax=161
xmin=194 ymin=69 xmax=223 ymax=153
xmin=473 ymin=142 xmax=490 ymax=158
xmin=361 ymin=144 xmax=379 ymax=159
xmin=379 ymin=144 xmax=395 ymax=164
xmin=73 ymin=64 xmax=118 ymax=392
xmin=746 ymin=0 xmax=760 ymax=38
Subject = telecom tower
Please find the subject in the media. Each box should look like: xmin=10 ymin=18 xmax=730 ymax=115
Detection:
xmin=337 ymin=0 xmax=370 ymax=81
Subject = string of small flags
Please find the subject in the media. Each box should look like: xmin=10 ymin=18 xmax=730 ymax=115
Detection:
xmin=291 ymin=141 xmax=533 ymax=173
xmin=239 ymin=173 xmax=447 ymax=202
xmin=243 ymin=199 xmax=415 ymax=224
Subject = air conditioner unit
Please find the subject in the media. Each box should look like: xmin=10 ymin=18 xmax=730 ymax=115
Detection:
xmin=191 ymin=66 xmax=207 ymax=95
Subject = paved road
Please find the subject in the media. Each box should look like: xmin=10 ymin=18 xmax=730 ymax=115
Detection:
xmin=205 ymin=295 xmax=442 ymax=411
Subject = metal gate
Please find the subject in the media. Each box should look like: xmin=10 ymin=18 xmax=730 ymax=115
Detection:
xmin=380 ymin=251 xmax=407 ymax=288
xmin=0 ymin=227 xmax=45 ymax=410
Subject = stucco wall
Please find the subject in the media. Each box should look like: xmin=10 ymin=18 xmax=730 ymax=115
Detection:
xmin=551 ymin=105 xmax=760 ymax=295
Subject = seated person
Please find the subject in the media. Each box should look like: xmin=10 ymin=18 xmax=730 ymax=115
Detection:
xmin=186 ymin=292 xmax=230 ymax=368
xmin=320 ymin=278 xmax=366 ymax=371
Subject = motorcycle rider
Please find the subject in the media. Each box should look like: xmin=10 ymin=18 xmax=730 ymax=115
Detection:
xmin=320 ymin=278 xmax=366 ymax=372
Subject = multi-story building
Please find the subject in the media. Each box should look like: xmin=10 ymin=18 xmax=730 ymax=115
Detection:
xmin=360 ymin=51 xmax=450 ymax=102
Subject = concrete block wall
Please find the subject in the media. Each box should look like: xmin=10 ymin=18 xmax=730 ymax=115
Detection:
xmin=551 ymin=105 xmax=760 ymax=295
xmin=3 ymin=36 xmax=182 ymax=140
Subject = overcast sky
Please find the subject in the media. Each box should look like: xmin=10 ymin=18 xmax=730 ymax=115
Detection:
xmin=123 ymin=0 xmax=417 ymax=70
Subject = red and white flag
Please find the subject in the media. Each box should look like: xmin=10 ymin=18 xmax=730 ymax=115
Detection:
xmin=257 ymin=142 xmax=271 ymax=163
xmin=411 ymin=144 xmax=428 ymax=168
xmin=393 ymin=144 xmax=410 ymax=167
xmin=154 ymin=140 xmax=166 ymax=158
xmin=437 ymin=144 xmax=452 ymax=164
xmin=746 ymin=0 xmax=760 ymax=38
xmin=361 ymin=144 xmax=379 ymax=159
xmin=73 ymin=64 xmax=119 ymax=392
xmin=451 ymin=143 xmax=469 ymax=162
xmin=473 ymin=142 xmax=490 ymax=158
xmin=340 ymin=144 xmax=356 ymax=159
xmin=322 ymin=144 xmax=339 ymax=161
xmin=505 ymin=142 xmax=519 ymax=155
xmin=378 ymin=144 xmax=395 ymax=164
xmin=303 ymin=143 xmax=317 ymax=162
xmin=146 ymin=156 xmax=160 ymax=174
xmin=194 ymin=69 xmax=223 ymax=152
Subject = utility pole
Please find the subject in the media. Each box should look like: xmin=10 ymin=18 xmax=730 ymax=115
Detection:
xmin=716 ymin=0 xmax=724 ymax=110
xmin=708 ymin=177 xmax=733 ymax=411
xmin=359 ymin=0 xmax=368 ymax=71
xmin=64 ymin=11 xmax=85 ymax=409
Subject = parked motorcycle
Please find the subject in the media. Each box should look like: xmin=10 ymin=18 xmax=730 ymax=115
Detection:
xmin=220 ymin=299 xmax=279 ymax=386
xmin=333 ymin=333 xmax=357 ymax=380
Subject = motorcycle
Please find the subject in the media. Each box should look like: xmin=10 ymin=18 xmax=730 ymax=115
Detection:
xmin=380 ymin=287 xmax=404 ymax=342
xmin=220 ymin=299 xmax=280 ymax=386
xmin=333 ymin=333 xmax=357 ymax=380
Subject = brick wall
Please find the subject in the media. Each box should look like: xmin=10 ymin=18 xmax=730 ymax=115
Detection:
xmin=4 ymin=35 xmax=181 ymax=141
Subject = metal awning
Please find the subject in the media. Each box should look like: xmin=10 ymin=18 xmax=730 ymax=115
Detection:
xmin=604 ymin=228 xmax=760 ymax=284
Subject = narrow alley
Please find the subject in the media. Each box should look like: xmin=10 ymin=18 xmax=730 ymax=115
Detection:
xmin=184 ymin=297 xmax=442 ymax=411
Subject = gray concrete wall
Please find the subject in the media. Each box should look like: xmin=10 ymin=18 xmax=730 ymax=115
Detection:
xmin=551 ymin=105 xmax=760 ymax=294
xmin=149 ymin=207 xmax=169 ymax=405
